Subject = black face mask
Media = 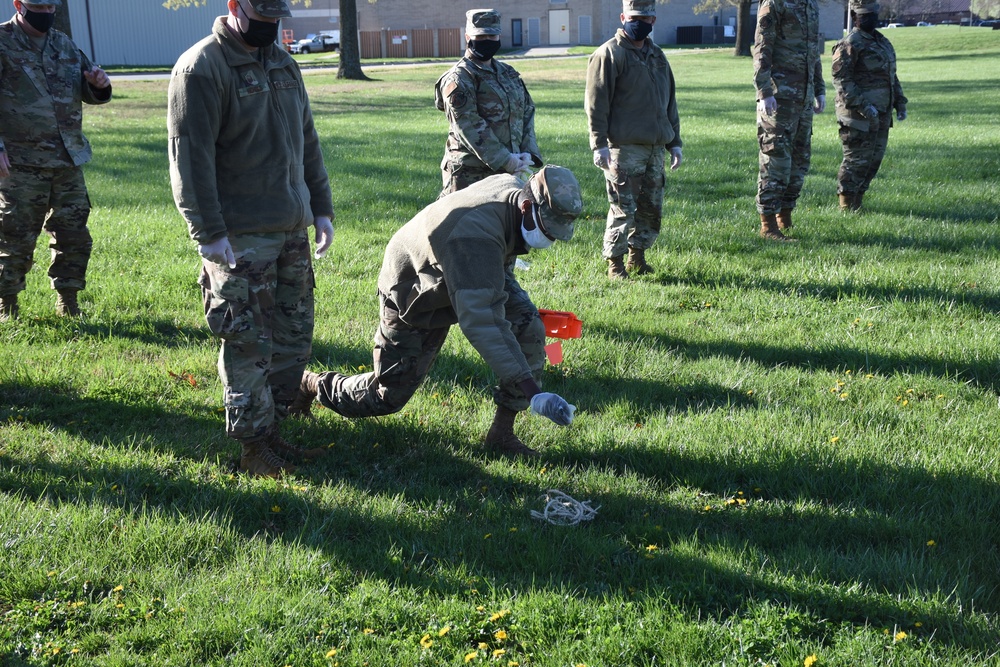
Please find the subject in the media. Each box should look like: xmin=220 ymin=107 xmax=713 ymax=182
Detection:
xmin=857 ymin=14 xmax=879 ymax=33
xmin=468 ymin=39 xmax=501 ymax=61
xmin=22 ymin=8 xmax=55 ymax=34
xmin=622 ymin=19 xmax=653 ymax=41
xmin=237 ymin=3 xmax=279 ymax=48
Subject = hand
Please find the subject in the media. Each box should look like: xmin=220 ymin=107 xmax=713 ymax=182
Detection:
xmin=515 ymin=152 xmax=535 ymax=167
xmin=864 ymin=104 xmax=879 ymax=119
xmin=504 ymin=153 xmax=532 ymax=174
xmin=758 ymin=96 xmax=777 ymax=116
xmin=529 ymin=392 xmax=576 ymax=426
xmin=198 ymin=236 xmax=236 ymax=268
xmin=313 ymin=216 xmax=334 ymax=259
xmin=0 ymin=150 xmax=9 ymax=179
xmin=669 ymin=146 xmax=682 ymax=171
xmin=814 ymin=94 xmax=826 ymax=114
xmin=896 ymin=107 xmax=907 ymax=121
xmin=593 ymin=147 xmax=611 ymax=170
xmin=84 ymin=66 xmax=111 ymax=90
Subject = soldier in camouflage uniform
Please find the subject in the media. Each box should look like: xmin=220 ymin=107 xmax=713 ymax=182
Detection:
xmin=753 ymin=0 xmax=826 ymax=242
xmin=168 ymin=0 xmax=335 ymax=478
xmin=585 ymin=0 xmax=683 ymax=280
xmin=0 ymin=0 xmax=112 ymax=321
xmin=832 ymin=0 xmax=907 ymax=212
xmin=294 ymin=167 xmax=582 ymax=459
xmin=434 ymin=9 xmax=542 ymax=196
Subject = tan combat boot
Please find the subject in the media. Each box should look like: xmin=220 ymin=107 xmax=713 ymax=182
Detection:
xmin=759 ymin=213 xmax=796 ymax=243
xmin=239 ymin=439 xmax=296 ymax=478
xmin=776 ymin=208 xmax=793 ymax=230
xmin=607 ymin=256 xmax=629 ymax=280
xmin=55 ymin=289 xmax=81 ymax=316
xmin=287 ymin=370 xmax=321 ymax=418
xmin=853 ymin=191 xmax=865 ymax=211
xmin=266 ymin=426 xmax=327 ymax=463
xmin=0 ymin=294 xmax=18 ymax=322
xmin=839 ymin=193 xmax=860 ymax=212
xmin=485 ymin=405 xmax=539 ymax=458
xmin=625 ymin=247 xmax=654 ymax=275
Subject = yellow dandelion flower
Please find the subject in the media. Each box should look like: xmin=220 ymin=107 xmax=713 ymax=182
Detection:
xmin=478 ymin=642 xmax=489 ymax=649
xmin=906 ymin=388 xmax=914 ymax=394
xmin=493 ymin=649 xmax=506 ymax=657
xmin=508 ymin=662 xmax=520 ymax=667
xmin=914 ymin=622 xmax=922 ymax=627
xmin=483 ymin=533 xmax=492 ymax=539
xmin=736 ymin=498 xmax=747 ymax=505
xmin=902 ymin=400 xmax=909 ymax=406
xmin=363 ymin=628 xmax=375 ymax=635
xmin=866 ymin=374 xmax=874 ymax=378
xmin=737 ymin=491 xmax=744 ymax=496
xmin=746 ymin=390 xmax=754 ymax=396
xmin=476 ymin=605 xmax=485 ymax=612
xmin=70 ymin=648 xmax=80 ymax=654
xmin=703 ymin=505 xmax=711 ymax=511
xmin=47 ymin=570 xmax=56 ymax=577
xmin=509 ymin=527 xmax=518 ymax=533
xmin=52 ymin=647 xmax=61 ymax=655
xmin=845 ymin=370 xmax=852 ymax=375
xmin=927 ymin=540 xmax=936 ymax=546
xmin=490 ymin=612 xmax=502 ymax=622
xmin=804 ymin=655 xmax=818 ymax=667
xmin=438 ymin=626 xmax=451 ymax=637
xmin=895 ymin=631 xmax=907 ymax=641
xmin=494 ymin=629 xmax=508 ymax=641
xmin=112 ymin=585 xmax=124 ymax=592
xmin=646 ymin=545 xmax=659 ymax=552
xmin=465 ymin=652 xmax=478 ymax=663
xmin=272 ymin=505 xmax=281 ymax=513
xmin=725 ymin=498 xmax=736 ymax=505
xmin=540 ymin=467 xmax=547 ymax=474
xmin=326 ymin=648 xmax=338 ymax=657
xmin=420 ymin=634 xmax=433 ymax=649
xmin=116 ymin=603 xmax=124 ymax=609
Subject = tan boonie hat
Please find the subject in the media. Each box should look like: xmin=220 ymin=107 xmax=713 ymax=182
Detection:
xmin=850 ymin=0 xmax=880 ymax=13
xmin=528 ymin=166 xmax=583 ymax=242
xmin=623 ymin=0 xmax=656 ymax=17
xmin=466 ymin=9 xmax=502 ymax=36
xmin=244 ymin=0 xmax=292 ymax=19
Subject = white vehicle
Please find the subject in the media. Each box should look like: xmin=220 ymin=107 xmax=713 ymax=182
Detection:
xmin=290 ymin=31 xmax=340 ymax=54
xmin=886 ymin=22 xmax=904 ymax=28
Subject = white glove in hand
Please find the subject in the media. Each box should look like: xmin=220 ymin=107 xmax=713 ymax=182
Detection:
xmin=504 ymin=153 xmax=532 ymax=174
xmin=198 ymin=236 xmax=236 ymax=268
xmin=529 ymin=392 xmax=576 ymax=426
xmin=758 ymin=96 xmax=777 ymax=116
xmin=669 ymin=146 xmax=682 ymax=171
xmin=516 ymin=152 xmax=535 ymax=167
xmin=314 ymin=216 xmax=334 ymax=259
xmin=593 ymin=147 xmax=611 ymax=170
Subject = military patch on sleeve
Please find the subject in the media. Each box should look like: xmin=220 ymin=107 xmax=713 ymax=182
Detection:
xmin=444 ymin=81 xmax=467 ymax=110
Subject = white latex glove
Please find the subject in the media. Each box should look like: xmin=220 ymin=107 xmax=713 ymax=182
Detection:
xmin=669 ymin=146 xmax=682 ymax=171
xmin=593 ymin=147 xmax=611 ymax=170
xmin=896 ymin=108 xmax=907 ymax=121
xmin=515 ymin=152 xmax=535 ymax=167
xmin=313 ymin=216 xmax=334 ymax=259
xmin=758 ymin=96 xmax=777 ymax=116
xmin=504 ymin=153 xmax=532 ymax=174
xmin=814 ymin=94 xmax=826 ymax=114
xmin=83 ymin=66 xmax=111 ymax=90
xmin=198 ymin=236 xmax=236 ymax=268
xmin=0 ymin=150 xmax=9 ymax=179
xmin=529 ymin=392 xmax=576 ymax=426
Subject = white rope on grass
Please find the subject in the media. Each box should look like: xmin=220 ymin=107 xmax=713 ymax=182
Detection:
xmin=530 ymin=489 xmax=599 ymax=526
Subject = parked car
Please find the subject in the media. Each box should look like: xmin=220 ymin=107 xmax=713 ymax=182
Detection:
xmin=290 ymin=31 xmax=339 ymax=54
xmin=886 ymin=22 xmax=904 ymax=28
xmin=916 ymin=21 xmax=932 ymax=26
xmin=977 ymin=19 xmax=1000 ymax=28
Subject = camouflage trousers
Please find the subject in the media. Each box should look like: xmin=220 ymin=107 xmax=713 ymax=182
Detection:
xmin=0 ymin=165 xmax=92 ymax=296
xmin=756 ymin=101 xmax=815 ymax=215
xmin=837 ymin=123 xmax=891 ymax=195
xmin=601 ymin=144 xmax=665 ymax=260
xmin=438 ymin=163 xmax=501 ymax=199
xmin=316 ymin=284 xmax=546 ymax=417
xmin=199 ymin=229 xmax=314 ymax=441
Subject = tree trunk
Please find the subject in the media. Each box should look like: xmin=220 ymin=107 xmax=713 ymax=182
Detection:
xmin=337 ymin=0 xmax=370 ymax=80
xmin=55 ymin=0 xmax=73 ymax=38
xmin=734 ymin=0 xmax=754 ymax=57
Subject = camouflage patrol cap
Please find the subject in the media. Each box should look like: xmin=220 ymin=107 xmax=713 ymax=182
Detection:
xmin=850 ymin=0 xmax=881 ymax=13
xmin=243 ymin=0 xmax=292 ymax=19
xmin=528 ymin=166 xmax=583 ymax=242
xmin=623 ymin=0 xmax=656 ymax=17
xmin=466 ymin=9 xmax=502 ymax=36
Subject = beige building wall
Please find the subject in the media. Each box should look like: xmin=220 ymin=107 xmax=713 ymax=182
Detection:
xmin=355 ymin=0 xmax=845 ymax=48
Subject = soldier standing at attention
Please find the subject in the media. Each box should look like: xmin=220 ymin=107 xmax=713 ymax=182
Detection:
xmin=434 ymin=8 xmax=542 ymax=196
xmin=832 ymin=0 xmax=907 ymax=212
xmin=0 ymin=0 xmax=112 ymax=321
xmin=168 ymin=0 xmax=335 ymax=478
xmin=753 ymin=0 xmax=825 ymax=242
xmin=293 ymin=167 xmax=583 ymax=459
xmin=585 ymin=0 xmax=683 ymax=280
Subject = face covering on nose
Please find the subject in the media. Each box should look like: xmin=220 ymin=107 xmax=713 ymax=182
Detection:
xmin=622 ymin=19 xmax=653 ymax=42
xmin=22 ymin=8 xmax=55 ymax=33
xmin=857 ymin=14 xmax=879 ymax=33
xmin=468 ymin=39 xmax=501 ymax=61
xmin=521 ymin=205 xmax=554 ymax=250
xmin=237 ymin=3 xmax=279 ymax=48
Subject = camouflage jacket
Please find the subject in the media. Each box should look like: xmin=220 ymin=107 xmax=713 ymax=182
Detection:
xmin=434 ymin=55 xmax=540 ymax=173
xmin=378 ymin=174 xmax=534 ymax=385
xmin=832 ymin=28 xmax=907 ymax=131
xmin=752 ymin=0 xmax=825 ymax=104
xmin=168 ymin=17 xmax=333 ymax=245
xmin=0 ymin=18 xmax=111 ymax=168
xmin=585 ymin=30 xmax=682 ymax=151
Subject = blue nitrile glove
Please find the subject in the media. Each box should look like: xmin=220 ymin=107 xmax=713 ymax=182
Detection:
xmin=529 ymin=392 xmax=576 ymax=426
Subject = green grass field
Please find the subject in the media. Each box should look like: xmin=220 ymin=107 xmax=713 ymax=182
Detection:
xmin=2 ymin=26 xmax=999 ymax=666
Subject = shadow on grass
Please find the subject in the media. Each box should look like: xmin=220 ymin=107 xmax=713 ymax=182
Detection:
xmin=2 ymin=372 xmax=997 ymax=652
